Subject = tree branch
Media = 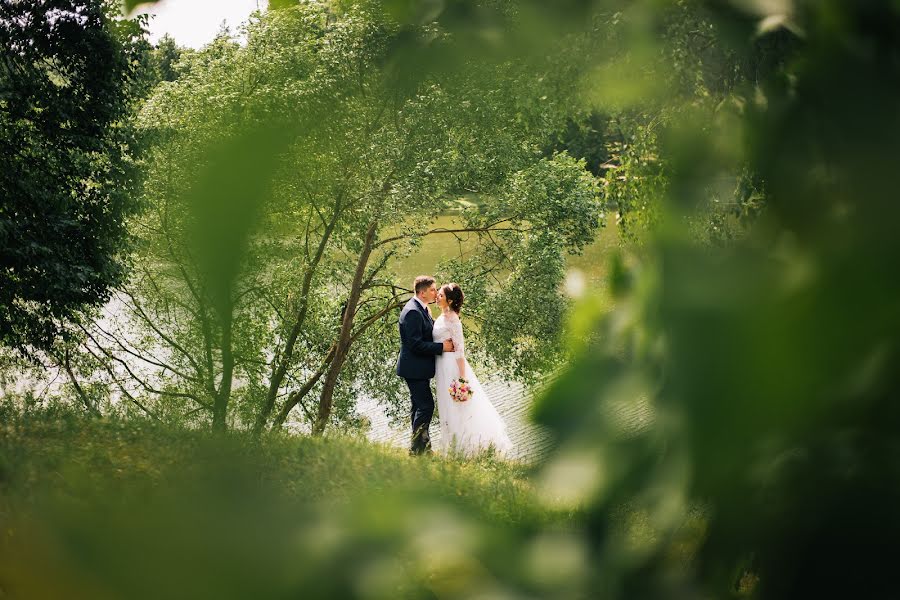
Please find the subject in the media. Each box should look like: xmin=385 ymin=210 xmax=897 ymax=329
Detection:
xmin=78 ymin=324 xmax=212 ymax=410
xmin=271 ymin=345 xmax=337 ymax=429
xmin=58 ymin=347 xmax=102 ymax=418
xmin=118 ymin=288 xmax=206 ymax=380
xmin=373 ymin=219 xmax=518 ymax=249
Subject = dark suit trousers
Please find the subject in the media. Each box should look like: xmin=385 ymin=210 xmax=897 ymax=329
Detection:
xmin=405 ymin=378 xmax=434 ymax=454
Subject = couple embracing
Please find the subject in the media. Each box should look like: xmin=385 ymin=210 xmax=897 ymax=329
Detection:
xmin=396 ymin=275 xmax=512 ymax=457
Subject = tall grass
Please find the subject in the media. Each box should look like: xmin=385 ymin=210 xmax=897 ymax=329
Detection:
xmin=0 ymin=405 xmax=579 ymax=599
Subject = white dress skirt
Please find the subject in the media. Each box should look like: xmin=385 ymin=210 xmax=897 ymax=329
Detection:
xmin=432 ymin=312 xmax=513 ymax=457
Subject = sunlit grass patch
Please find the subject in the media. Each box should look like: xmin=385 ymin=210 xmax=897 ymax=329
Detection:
xmin=0 ymin=413 xmax=578 ymax=597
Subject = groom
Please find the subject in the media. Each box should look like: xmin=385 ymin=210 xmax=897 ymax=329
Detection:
xmin=396 ymin=275 xmax=454 ymax=455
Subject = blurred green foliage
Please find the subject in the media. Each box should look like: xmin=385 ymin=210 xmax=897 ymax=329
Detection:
xmin=534 ymin=1 xmax=900 ymax=598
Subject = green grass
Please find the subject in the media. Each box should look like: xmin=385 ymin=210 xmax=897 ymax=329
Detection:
xmin=0 ymin=401 xmax=718 ymax=600
xmin=0 ymin=413 xmax=547 ymax=520
xmin=0 ymin=411 xmax=575 ymax=599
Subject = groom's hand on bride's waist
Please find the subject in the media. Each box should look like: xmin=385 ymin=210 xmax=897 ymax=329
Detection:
xmin=442 ymin=340 xmax=455 ymax=352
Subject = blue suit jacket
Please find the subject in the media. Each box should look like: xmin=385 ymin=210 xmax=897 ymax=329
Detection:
xmin=396 ymin=297 xmax=444 ymax=379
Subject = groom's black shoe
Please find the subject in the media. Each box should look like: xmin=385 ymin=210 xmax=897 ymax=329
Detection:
xmin=409 ymin=428 xmax=432 ymax=456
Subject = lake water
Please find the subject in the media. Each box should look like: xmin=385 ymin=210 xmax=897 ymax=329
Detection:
xmin=391 ymin=214 xmax=621 ymax=290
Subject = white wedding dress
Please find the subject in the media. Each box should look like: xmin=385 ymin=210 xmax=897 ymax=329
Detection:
xmin=432 ymin=312 xmax=513 ymax=457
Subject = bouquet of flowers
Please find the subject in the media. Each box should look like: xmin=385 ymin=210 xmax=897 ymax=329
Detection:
xmin=449 ymin=377 xmax=472 ymax=403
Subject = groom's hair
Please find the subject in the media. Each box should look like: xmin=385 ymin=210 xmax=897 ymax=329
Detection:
xmin=414 ymin=275 xmax=435 ymax=295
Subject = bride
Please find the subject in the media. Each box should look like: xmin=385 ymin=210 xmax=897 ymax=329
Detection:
xmin=433 ymin=283 xmax=513 ymax=457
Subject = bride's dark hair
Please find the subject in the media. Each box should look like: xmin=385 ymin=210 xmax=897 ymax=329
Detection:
xmin=441 ymin=283 xmax=464 ymax=314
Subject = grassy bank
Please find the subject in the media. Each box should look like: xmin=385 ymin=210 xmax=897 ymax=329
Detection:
xmin=0 ymin=411 xmax=574 ymax=599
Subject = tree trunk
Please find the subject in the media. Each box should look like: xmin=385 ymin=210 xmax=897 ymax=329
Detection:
xmin=253 ymin=198 xmax=342 ymax=435
xmin=212 ymin=309 xmax=233 ymax=432
xmin=271 ymin=345 xmax=335 ymax=429
xmin=60 ymin=347 xmax=102 ymax=418
xmin=313 ymin=219 xmax=378 ymax=435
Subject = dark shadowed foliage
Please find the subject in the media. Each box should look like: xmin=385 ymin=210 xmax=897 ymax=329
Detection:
xmin=0 ymin=0 xmax=147 ymax=353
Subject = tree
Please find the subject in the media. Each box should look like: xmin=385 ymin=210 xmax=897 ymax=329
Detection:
xmin=77 ymin=2 xmax=602 ymax=434
xmin=552 ymin=0 xmax=790 ymax=244
xmin=150 ymin=34 xmax=187 ymax=84
xmin=0 ymin=0 xmax=146 ymax=353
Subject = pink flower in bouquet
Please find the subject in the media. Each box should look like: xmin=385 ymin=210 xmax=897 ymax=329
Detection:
xmin=450 ymin=378 xmax=472 ymax=402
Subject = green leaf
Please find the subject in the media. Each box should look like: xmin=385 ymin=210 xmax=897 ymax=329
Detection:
xmin=122 ymin=0 xmax=159 ymax=16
